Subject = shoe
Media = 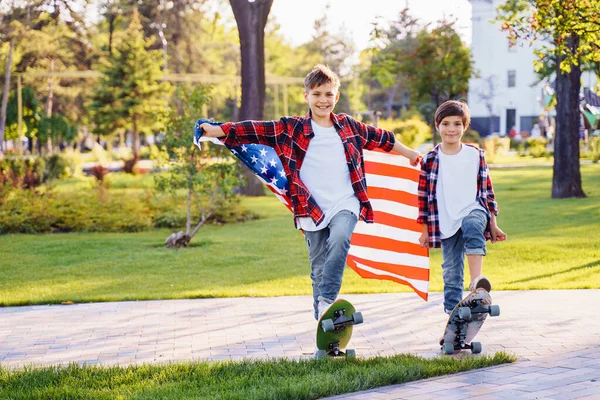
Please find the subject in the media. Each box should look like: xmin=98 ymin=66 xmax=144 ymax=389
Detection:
xmin=317 ymin=299 xmax=333 ymax=320
xmin=469 ymin=275 xmax=492 ymax=292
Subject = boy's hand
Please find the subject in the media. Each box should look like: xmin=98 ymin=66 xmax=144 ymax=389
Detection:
xmin=490 ymin=225 xmax=507 ymax=243
xmin=200 ymin=123 xmax=225 ymax=138
xmin=418 ymin=231 xmax=429 ymax=248
xmin=409 ymin=149 xmax=421 ymax=167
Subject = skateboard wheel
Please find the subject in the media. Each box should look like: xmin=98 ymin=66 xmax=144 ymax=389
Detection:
xmin=489 ymin=305 xmax=500 ymax=317
xmin=352 ymin=312 xmax=363 ymax=325
xmin=315 ymin=349 xmax=327 ymax=359
xmin=442 ymin=342 xmax=454 ymax=355
xmin=321 ymin=319 xmax=335 ymax=332
xmin=345 ymin=349 xmax=356 ymax=359
xmin=471 ymin=342 xmax=482 ymax=354
xmin=458 ymin=306 xmax=472 ymax=321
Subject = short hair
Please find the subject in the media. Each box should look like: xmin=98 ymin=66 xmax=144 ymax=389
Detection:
xmin=304 ymin=64 xmax=340 ymax=92
xmin=434 ymin=100 xmax=471 ymax=129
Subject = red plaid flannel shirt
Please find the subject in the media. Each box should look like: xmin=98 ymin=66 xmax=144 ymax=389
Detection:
xmin=219 ymin=111 xmax=396 ymax=227
xmin=417 ymin=144 xmax=499 ymax=248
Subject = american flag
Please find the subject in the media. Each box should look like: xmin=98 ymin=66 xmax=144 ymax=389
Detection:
xmin=194 ymin=120 xmax=430 ymax=301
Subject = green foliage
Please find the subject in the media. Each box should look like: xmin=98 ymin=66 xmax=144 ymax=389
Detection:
xmin=378 ymin=115 xmax=430 ymax=149
xmin=37 ymin=114 xmax=78 ymax=145
xmin=483 ymin=136 xmax=511 ymax=161
xmin=154 ymin=85 xmax=246 ymax=239
xmin=44 ymin=154 xmax=71 ymax=181
xmin=408 ymin=21 xmax=474 ymax=109
xmin=0 ymin=187 xmax=153 ymax=234
xmin=496 ymin=0 xmax=600 ymax=76
xmin=525 ymin=137 xmax=550 ymax=158
xmin=0 ymin=157 xmax=45 ymax=189
xmin=4 ymin=87 xmax=43 ymax=142
xmin=589 ymin=136 xmax=600 ymax=163
xmin=0 ymin=353 xmax=514 ymax=399
xmin=463 ymin=129 xmax=481 ymax=145
xmin=89 ymin=8 xmax=170 ymax=157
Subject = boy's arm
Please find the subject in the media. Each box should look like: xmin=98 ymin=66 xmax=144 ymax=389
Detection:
xmin=200 ymin=119 xmax=287 ymax=148
xmin=417 ymin=159 xmax=429 ymax=247
xmin=480 ymin=152 xmax=499 ymax=216
xmin=391 ymin=140 xmax=421 ymax=166
xmin=480 ymin=152 xmax=506 ymax=243
xmin=350 ymin=117 xmax=420 ymax=165
xmin=350 ymin=117 xmax=395 ymax=152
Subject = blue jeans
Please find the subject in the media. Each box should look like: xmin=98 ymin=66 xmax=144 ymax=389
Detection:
xmin=441 ymin=209 xmax=489 ymax=313
xmin=304 ymin=210 xmax=358 ymax=320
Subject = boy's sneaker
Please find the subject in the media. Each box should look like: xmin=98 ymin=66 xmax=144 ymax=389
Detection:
xmin=469 ymin=275 xmax=492 ymax=292
xmin=317 ymin=299 xmax=333 ymax=320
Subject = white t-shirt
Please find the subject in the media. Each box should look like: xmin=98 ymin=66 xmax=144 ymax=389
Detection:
xmin=436 ymin=145 xmax=486 ymax=239
xmin=296 ymin=120 xmax=360 ymax=231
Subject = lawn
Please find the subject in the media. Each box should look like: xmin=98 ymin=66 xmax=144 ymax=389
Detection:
xmin=0 ymin=164 xmax=599 ymax=306
xmin=0 ymin=353 xmax=515 ymax=400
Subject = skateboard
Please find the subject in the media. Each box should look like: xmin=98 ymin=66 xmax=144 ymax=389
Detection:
xmin=315 ymin=299 xmax=363 ymax=359
xmin=441 ymin=288 xmax=500 ymax=355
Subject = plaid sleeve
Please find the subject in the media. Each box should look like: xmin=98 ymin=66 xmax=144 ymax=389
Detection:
xmin=417 ymin=157 xmax=429 ymax=224
xmin=220 ymin=119 xmax=287 ymax=148
xmin=481 ymin=153 xmax=499 ymax=215
xmin=349 ymin=117 xmax=396 ymax=152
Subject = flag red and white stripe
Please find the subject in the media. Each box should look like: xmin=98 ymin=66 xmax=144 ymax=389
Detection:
xmin=198 ymin=135 xmax=430 ymax=301
xmin=346 ymin=149 xmax=430 ymax=301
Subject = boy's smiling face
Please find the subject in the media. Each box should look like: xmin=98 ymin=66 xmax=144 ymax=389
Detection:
xmin=304 ymin=82 xmax=340 ymax=121
xmin=437 ymin=115 xmax=465 ymax=145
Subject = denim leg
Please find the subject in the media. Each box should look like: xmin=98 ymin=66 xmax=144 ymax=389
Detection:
xmin=304 ymin=229 xmax=328 ymax=320
xmin=441 ymin=230 xmax=465 ymax=312
xmin=462 ymin=209 xmax=488 ymax=256
xmin=318 ymin=210 xmax=358 ymax=305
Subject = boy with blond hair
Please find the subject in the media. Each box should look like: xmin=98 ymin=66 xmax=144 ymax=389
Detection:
xmin=200 ymin=64 xmax=420 ymax=320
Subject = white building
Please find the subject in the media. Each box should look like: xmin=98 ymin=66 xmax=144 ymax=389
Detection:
xmin=467 ymin=0 xmax=597 ymax=137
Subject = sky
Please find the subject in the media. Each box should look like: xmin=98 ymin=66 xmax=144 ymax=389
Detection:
xmin=86 ymin=0 xmax=473 ymax=51
xmin=265 ymin=0 xmax=473 ymax=50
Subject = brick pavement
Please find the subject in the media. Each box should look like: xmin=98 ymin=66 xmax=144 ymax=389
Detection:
xmin=2 ymin=290 xmax=600 ymax=399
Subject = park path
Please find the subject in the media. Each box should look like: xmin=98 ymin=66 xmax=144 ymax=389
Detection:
xmin=2 ymin=290 xmax=600 ymax=399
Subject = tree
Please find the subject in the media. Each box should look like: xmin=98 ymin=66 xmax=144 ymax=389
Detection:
xmin=496 ymin=0 xmax=600 ymax=198
xmin=367 ymin=9 xmax=420 ymax=119
xmin=90 ymin=8 xmax=170 ymax=163
xmin=406 ymin=20 xmax=474 ymax=145
xmin=156 ymin=86 xmax=243 ymax=248
xmin=229 ymin=0 xmax=274 ymax=196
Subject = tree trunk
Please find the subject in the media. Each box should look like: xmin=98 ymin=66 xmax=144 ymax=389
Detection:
xmin=552 ymin=34 xmax=586 ymax=199
xmin=132 ymin=115 xmax=140 ymax=160
xmin=230 ymin=0 xmax=274 ymax=196
xmin=45 ymin=58 xmax=55 ymax=155
xmin=384 ymin=80 xmax=400 ymax=119
xmin=0 ymin=38 xmax=14 ymax=152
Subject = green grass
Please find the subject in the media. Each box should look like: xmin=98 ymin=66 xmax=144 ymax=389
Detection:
xmin=0 ymin=164 xmax=599 ymax=306
xmin=0 ymin=353 xmax=515 ymax=400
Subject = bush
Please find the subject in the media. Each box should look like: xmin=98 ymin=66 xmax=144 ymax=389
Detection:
xmin=44 ymin=154 xmax=69 ymax=181
xmin=0 ymin=188 xmax=153 ymax=234
xmin=0 ymin=183 xmax=259 ymax=234
xmin=525 ymin=138 xmax=550 ymax=158
xmin=463 ymin=129 xmax=481 ymax=146
xmin=0 ymin=157 xmax=45 ymax=189
xmin=588 ymin=136 xmax=600 ymax=163
xmin=483 ymin=136 xmax=511 ymax=160
xmin=378 ymin=116 xmax=430 ymax=149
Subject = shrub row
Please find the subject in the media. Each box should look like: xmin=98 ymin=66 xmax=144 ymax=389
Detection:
xmin=0 ymin=188 xmax=258 ymax=234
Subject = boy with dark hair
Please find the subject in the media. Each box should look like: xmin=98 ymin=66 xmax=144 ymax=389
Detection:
xmin=199 ymin=64 xmax=420 ymax=320
xmin=417 ymin=100 xmax=506 ymax=315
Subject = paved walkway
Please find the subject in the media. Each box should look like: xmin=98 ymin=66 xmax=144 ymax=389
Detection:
xmin=2 ymin=290 xmax=600 ymax=399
